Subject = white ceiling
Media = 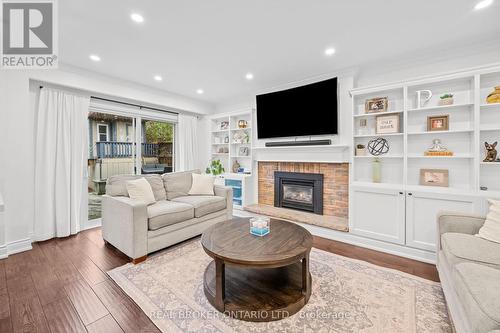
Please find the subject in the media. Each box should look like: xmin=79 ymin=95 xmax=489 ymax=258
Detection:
xmin=60 ymin=0 xmax=500 ymax=105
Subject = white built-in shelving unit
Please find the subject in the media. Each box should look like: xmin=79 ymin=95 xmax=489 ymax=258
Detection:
xmin=209 ymin=110 xmax=254 ymax=210
xmin=209 ymin=111 xmax=253 ymax=173
xmin=350 ymin=65 xmax=500 ymax=257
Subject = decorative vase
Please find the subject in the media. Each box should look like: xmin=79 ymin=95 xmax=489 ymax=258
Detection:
xmin=238 ymin=120 xmax=248 ymax=128
xmin=372 ymin=158 xmax=381 ymax=183
xmin=487 ymin=86 xmax=500 ymax=104
xmin=438 ymin=97 xmax=454 ymax=106
xmin=249 ymin=217 xmax=270 ymax=237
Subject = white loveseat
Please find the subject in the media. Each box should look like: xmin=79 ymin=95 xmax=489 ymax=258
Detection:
xmin=102 ymin=170 xmax=233 ymax=263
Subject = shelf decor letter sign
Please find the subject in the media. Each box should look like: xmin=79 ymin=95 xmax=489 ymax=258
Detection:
xmin=1 ymin=0 xmax=57 ymax=69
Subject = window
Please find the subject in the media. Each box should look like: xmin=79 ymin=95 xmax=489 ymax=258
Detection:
xmin=97 ymin=123 xmax=109 ymax=142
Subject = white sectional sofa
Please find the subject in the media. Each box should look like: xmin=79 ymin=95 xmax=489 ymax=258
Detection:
xmin=437 ymin=212 xmax=500 ymax=333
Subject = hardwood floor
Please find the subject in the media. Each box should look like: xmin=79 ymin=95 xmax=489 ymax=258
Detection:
xmin=0 ymin=228 xmax=159 ymax=333
xmin=313 ymin=236 xmax=440 ymax=282
xmin=0 ymin=227 xmax=438 ymax=332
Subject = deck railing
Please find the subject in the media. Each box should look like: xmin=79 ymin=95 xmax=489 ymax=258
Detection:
xmin=95 ymin=142 xmax=159 ymax=158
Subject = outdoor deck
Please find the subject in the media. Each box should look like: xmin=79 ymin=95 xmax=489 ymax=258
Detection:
xmin=94 ymin=142 xmax=158 ymax=159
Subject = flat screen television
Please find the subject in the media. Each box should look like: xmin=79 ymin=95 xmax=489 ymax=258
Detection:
xmin=256 ymin=77 xmax=338 ymax=139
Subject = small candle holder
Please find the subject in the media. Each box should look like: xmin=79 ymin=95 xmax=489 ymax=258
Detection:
xmin=249 ymin=217 xmax=270 ymax=237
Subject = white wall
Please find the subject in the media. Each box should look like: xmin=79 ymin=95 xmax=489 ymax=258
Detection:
xmin=0 ymin=65 xmax=214 ymax=257
xmin=211 ymin=71 xmax=355 ymax=165
xmin=355 ymin=38 xmax=500 ymax=88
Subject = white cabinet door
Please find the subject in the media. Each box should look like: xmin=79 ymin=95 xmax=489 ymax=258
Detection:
xmin=405 ymin=191 xmax=479 ymax=252
xmin=350 ymin=186 xmax=406 ymax=244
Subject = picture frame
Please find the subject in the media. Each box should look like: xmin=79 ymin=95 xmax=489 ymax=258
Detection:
xmin=420 ymin=169 xmax=449 ymax=187
xmin=219 ymin=121 xmax=229 ymax=130
xmin=376 ymin=114 xmax=400 ymax=134
xmin=358 ymin=118 xmax=369 ymax=135
xmin=365 ymin=97 xmax=388 ymax=114
xmin=427 ymin=115 xmax=449 ymax=132
xmin=238 ymin=146 xmax=249 ymax=156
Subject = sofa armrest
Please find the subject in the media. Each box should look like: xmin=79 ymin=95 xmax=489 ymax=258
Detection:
xmin=437 ymin=211 xmax=486 ymax=250
xmin=214 ymin=185 xmax=233 ymax=218
xmin=101 ymin=195 xmax=148 ymax=260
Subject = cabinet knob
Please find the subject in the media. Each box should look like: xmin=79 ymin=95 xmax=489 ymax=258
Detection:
xmin=399 ymin=192 xmax=403 ymax=195
xmin=408 ymin=192 xmax=413 ymax=196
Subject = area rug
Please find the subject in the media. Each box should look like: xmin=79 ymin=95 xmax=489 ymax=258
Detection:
xmin=108 ymin=239 xmax=452 ymax=333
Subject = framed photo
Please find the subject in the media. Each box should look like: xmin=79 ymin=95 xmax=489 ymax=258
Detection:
xmin=239 ymin=146 xmax=249 ymax=156
xmin=376 ymin=114 xmax=400 ymax=134
xmin=365 ymin=97 xmax=388 ymax=114
xmin=427 ymin=115 xmax=449 ymax=131
xmin=420 ymin=169 xmax=449 ymax=187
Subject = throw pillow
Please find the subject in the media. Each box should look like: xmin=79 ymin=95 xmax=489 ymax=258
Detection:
xmin=477 ymin=199 xmax=500 ymax=243
xmin=126 ymin=178 xmax=156 ymax=205
xmin=188 ymin=173 xmax=215 ymax=196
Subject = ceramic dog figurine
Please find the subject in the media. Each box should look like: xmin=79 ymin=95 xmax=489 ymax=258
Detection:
xmin=484 ymin=141 xmax=498 ymax=162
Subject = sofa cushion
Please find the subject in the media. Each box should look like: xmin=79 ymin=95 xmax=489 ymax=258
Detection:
xmin=441 ymin=233 xmax=500 ymax=269
xmin=106 ymin=174 xmax=166 ymax=201
xmin=171 ymin=195 xmax=226 ymax=218
xmin=477 ymin=199 xmax=500 ymax=244
xmin=452 ymin=263 xmax=500 ymax=332
xmin=162 ymin=170 xmax=200 ymax=200
xmin=147 ymin=200 xmax=194 ymax=230
xmin=188 ymin=174 xmax=215 ymax=196
xmin=126 ymin=178 xmax=156 ymax=205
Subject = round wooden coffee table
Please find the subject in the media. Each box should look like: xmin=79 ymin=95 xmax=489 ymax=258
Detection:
xmin=201 ymin=218 xmax=313 ymax=322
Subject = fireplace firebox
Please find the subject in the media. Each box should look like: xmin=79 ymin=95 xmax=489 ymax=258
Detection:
xmin=274 ymin=171 xmax=324 ymax=215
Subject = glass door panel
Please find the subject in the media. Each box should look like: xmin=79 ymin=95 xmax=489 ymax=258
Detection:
xmin=140 ymin=118 xmax=175 ymax=174
xmin=88 ymin=112 xmax=136 ymax=221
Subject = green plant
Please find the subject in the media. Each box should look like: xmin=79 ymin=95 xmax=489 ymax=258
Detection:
xmin=145 ymin=121 xmax=174 ymax=143
xmin=205 ymin=159 xmax=225 ymax=175
xmin=440 ymin=93 xmax=454 ymax=99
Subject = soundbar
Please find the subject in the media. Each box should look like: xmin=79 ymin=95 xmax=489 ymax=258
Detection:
xmin=265 ymin=139 xmax=332 ymax=147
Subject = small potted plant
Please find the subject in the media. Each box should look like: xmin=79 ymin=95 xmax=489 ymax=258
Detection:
xmin=356 ymin=144 xmax=366 ymax=156
xmin=439 ymin=93 xmax=454 ymax=106
xmin=206 ymin=159 xmax=225 ymax=176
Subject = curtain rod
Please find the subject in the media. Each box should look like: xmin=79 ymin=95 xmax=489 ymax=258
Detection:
xmin=39 ymin=86 xmax=179 ymax=116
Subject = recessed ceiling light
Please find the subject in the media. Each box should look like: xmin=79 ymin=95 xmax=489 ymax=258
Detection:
xmin=89 ymin=54 xmax=101 ymax=62
xmin=245 ymin=73 xmax=254 ymax=80
xmin=474 ymin=0 xmax=493 ymax=10
xmin=130 ymin=13 xmax=144 ymax=23
xmin=196 ymin=89 xmax=204 ymax=95
xmin=154 ymin=75 xmax=163 ymax=81
xmin=324 ymin=47 xmax=336 ymax=56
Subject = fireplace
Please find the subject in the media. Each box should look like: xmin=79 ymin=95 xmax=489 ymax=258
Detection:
xmin=274 ymin=171 xmax=324 ymax=215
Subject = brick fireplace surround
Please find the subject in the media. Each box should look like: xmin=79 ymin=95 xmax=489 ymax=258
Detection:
xmin=257 ymin=162 xmax=349 ymax=219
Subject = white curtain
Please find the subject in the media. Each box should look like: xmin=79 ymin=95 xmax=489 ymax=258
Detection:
xmin=177 ymin=114 xmax=198 ymax=171
xmin=34 ymin=88 xmax=90 ymax=241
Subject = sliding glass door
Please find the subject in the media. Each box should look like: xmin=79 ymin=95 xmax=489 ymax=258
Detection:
xmin=86 ymin=102 xmax=177 ymax=222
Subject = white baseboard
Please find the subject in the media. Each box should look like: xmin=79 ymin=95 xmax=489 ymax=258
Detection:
xmin=297 ymin=222 xmax=436 ymax=264
xmin=0 ymin=219 xmax=102 ymax=259
xmin=83 ymin=218 xmax=102 ymax=231
xmin=0 ymin=237 xmax=33 ymax=258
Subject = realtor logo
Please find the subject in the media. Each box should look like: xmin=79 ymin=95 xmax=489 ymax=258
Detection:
xmin=1 ymin=0 xmax=58 ymax=68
